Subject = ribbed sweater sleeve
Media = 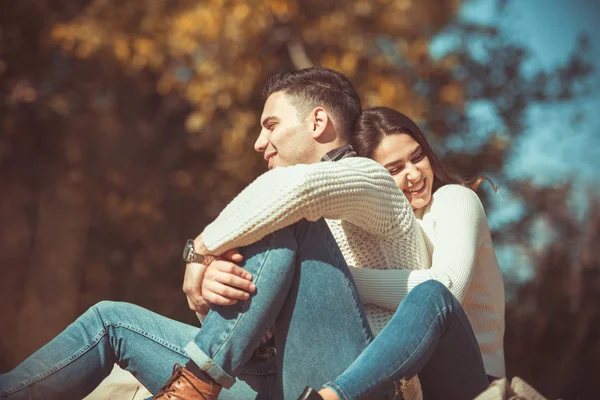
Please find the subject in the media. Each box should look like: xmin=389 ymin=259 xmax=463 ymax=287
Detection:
xmin=350 ymin=185 xmax=484 ymax=309
xmin=201 ymin=157 xmax=414 ymax=255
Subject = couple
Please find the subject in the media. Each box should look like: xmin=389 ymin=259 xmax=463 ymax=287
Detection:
xmin=0 ymin=67 xmax=505 ymax=400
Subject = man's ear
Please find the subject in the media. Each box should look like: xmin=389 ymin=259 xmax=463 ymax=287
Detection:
xmin=310 ymin=107 xmax=330 ymax=139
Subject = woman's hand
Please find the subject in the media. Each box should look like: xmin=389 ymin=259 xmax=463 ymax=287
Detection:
xmin=201 ymin=249 xmax=256 ymax=306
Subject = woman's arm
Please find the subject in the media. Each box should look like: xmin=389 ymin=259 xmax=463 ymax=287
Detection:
xmin=351 ymin=185 xmax=487 ymax=309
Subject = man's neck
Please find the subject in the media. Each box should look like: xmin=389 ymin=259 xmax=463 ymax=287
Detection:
xmin=320 ymin=143 xmax=355 ymax=162
xmin=317 ymin=138 xmax=346 ymax=155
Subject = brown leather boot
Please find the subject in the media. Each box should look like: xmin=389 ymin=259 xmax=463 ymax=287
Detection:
xmin=153 ymin=364 xmax=222 ymax=399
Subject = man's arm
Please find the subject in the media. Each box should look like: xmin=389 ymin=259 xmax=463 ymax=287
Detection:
xmin=200 ymin=157 xmax=414 ymax=256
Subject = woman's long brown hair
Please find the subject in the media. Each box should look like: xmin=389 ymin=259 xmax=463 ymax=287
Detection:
xmin=352 ymin=107 xmax=496 ymax=193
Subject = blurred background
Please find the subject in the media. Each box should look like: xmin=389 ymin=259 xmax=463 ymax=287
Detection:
xmin=1 ymin=0 xmax=598 ymax=398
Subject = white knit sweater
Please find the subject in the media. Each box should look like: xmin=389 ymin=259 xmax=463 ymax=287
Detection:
xmin=201 ymin=156 xmax=431 ymax=333
xmin=350 ymin=184 xmax=506 ymax=378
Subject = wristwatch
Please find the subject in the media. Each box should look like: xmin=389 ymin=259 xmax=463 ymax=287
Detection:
xmin=183 ymin=239 xmax=216 ymax=266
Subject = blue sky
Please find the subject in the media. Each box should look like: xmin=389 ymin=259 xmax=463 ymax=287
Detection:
xmin=454 ymin=0 xmax=600 ymax=281
xmin=460 ymin=0 xmax=600 ymax=187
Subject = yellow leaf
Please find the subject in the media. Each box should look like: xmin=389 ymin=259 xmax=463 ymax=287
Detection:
xmin=233 ymin=3 xmax=251 ymax=20
xmin=340 ymin=53 xmax=358 ymax=75
xmin=320 ymin=53 xmax=339 ymax=70
xmin=114 ymin=38 xmax=130 ymax=61
xmin=185 ymin=112 xmax=207 ymax=133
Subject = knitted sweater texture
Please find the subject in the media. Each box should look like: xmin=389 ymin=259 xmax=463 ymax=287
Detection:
xmin=201 ymin=157 xmax=431 ymax=336
xmin=350 ymin=184 xmax=506 ymax=377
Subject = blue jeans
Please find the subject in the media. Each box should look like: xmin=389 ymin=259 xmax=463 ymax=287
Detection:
xmin=326 ymin=279 xmax=489 ymax=399
xmin=0 ymin=219 xmax=487 ymax=399
xmin=183 ymin=219 xmax=374 ymax=399
xmin=0 ymin=301 xmax=276 ymax=399
xmin=0 ymin=219 xmax=371 ymax=399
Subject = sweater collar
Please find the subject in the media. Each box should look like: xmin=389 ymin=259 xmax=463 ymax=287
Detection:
xmin=320 ymin=144 xmax=356 ymax=162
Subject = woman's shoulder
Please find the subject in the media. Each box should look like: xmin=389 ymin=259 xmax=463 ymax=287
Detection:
xmin=433 ymin=183 xmax=478 ymax=199
xmin=430 ymin=184 xmax=484 ymax=213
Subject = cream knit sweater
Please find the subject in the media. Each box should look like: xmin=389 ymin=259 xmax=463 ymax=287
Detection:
xmin=350 ymin=184 xmax=506 ymax=378
xmin=201 ymin=157 xmax=430 ymax=331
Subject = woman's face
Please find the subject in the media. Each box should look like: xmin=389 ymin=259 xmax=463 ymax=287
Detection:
xmin=371 ymin=133 xmax=434 ymax=211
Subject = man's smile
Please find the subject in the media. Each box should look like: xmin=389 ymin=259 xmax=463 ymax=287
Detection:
xmin=264 ymin=151 xmax=277 ymax=169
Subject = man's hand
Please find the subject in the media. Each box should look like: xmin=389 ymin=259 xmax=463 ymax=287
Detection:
xmin=202 ymin=249 xmax=256 ymax=306
xmin=183 ymin=262 xmax=210 ymax=314
xmin=183 ymin=233 xmax=218 ymax=314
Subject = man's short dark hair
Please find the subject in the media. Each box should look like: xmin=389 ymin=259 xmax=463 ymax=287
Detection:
xmin=263 ymin=67 xmax=362 ymax=140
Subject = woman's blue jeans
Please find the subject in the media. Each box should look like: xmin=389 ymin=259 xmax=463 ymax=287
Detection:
xmin=0 ymin=219 xmax=488 ymax=399
xmin=327 ymin=279 xmax=489 ymax=399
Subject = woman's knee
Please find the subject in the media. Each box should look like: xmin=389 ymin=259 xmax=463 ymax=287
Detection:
xmin=413 ymin=279 xmax=449 ymax=296
xmin=411 ymin=280 xmax=457 ymax=307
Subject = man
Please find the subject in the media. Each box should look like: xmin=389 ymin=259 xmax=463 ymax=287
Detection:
xmin=155 ymin=67 xmax=431 ymax=399
xmin=0 ymin=68 xmax=429 ymax=400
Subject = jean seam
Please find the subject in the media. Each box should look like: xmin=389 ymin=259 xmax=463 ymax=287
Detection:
xmin=96 ymin=302 xmax=192 ymax=358
xmin=0 ymin=328 xmax=107 ymax=396
xmin=324 ymin=381 xmax=350 ymax=400
xmin=379 ymin=304 xmax=452 ymax=386
xmin=436 ymin=302 xmax=457 ymax=344
xmin=315 ymin=221 xmax=372 ymax=346
xmin=106 ymin=322 xmax=193 ymax=357
xmin=1 ymin=320 xmax=194 ymax=396
xmin=208 ymin=232 xmax=278 ymax=363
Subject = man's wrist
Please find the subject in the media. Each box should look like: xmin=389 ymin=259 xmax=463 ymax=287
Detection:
xmin=183 ymin=238 xmax=215 ymax=265
xmin=194 ymin=235 xmax=210 ymax=255
xmin=195 ymin=309 xmax=209 ymax=324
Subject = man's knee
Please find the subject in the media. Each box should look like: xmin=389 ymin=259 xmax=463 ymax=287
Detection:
xmin=238 ymin=227 xmax=298 ymax=266
xmin=89 ymin=300 xmax=137 ymax=322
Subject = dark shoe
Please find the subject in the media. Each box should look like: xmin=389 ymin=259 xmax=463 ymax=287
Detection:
xmin=153 ymin=364 xmax=222 ymax=399
xmin=297 ymin=386 xmax=324 ymax=400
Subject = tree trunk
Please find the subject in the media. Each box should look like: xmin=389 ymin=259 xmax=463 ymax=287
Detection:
xmin=15 ymin=177 xmax=89 ymax=362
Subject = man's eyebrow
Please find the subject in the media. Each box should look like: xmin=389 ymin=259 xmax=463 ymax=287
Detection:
xmin=383 ymin=146 xmax=421 ymax=168
xmin=261 ymin=116 xmax=278 ymax=128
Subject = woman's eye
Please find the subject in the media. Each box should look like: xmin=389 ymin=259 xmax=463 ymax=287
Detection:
xmin=413 ymin=153 xmax=425 ymax=162
xmin=388 ymin=167 xmax=401 ymax=175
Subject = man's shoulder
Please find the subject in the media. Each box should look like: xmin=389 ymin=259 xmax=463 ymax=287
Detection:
xmin=290 ymin=156 xmax=390 ymax=178
xmin=338 ymin=155 xmax=379 ymax=165
xmin=337 ymin=156 xmax=388 ymax=171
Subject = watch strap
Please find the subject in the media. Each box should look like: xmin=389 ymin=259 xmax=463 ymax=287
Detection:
xmin=190 ymin=253 xmax=216 ymax=266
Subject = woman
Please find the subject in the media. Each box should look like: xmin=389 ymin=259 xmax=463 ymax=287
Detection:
xmin=302 ymin=106 xmax=505 ymax=400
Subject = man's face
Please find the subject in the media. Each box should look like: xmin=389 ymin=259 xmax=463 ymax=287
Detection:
xmin=255 ymin=92 xmax=315 ymax=169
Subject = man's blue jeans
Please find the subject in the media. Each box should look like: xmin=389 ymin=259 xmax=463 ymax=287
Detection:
xmin=0 ymin=219 xmax=488 ymax=399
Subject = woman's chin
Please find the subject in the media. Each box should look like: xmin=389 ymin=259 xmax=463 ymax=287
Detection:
xmin=410 ymin=198 xmax=429 ymax=211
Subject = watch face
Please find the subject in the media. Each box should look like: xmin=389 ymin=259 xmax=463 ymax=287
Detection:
xmin=183 ymin=240 xmax=194 ymax=262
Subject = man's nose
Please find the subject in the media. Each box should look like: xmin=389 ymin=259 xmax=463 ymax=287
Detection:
xmin=254 ymin=130 xmax=268 ymax=153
